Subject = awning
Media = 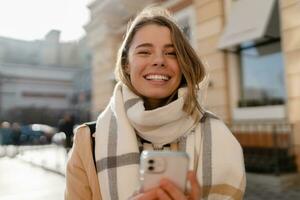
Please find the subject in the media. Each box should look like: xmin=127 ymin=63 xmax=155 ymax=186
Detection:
xmin=218 ymin=0 xmax=279 ymax=50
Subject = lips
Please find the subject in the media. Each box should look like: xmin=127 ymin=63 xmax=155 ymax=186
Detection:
xmin=144 ymin=74 xmax=170 ymax=81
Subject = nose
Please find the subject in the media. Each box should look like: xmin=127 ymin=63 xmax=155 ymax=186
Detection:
xmin=152 ymin=52 xmax=165 ymax=67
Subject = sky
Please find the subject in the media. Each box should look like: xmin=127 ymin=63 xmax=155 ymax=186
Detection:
xmin=0 ymin=0 xmax=90 ymax=42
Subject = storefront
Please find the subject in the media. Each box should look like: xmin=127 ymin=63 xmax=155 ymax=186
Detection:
xmin=86 ymin=0 xmax=300 ymax=172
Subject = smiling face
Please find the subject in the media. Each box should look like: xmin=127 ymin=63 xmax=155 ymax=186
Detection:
xmin=126 ymin=24 xmax=182 ymax=109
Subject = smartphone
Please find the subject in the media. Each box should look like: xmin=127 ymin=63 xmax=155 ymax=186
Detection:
xmin=139 ymin=150 xmax=189 ymax=192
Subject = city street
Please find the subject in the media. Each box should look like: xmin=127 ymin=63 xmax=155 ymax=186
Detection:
xmin=244 ymin=173 xmax=300 ymax=200
xmin=0 ymin=1 xmax=300 ymax=200
xmin=1 ymin=145 xmax=300 ymax=200
xmin=0 ymin=157 xmax=65 ymax=200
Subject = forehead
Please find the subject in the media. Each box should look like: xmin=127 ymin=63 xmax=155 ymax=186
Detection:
xmin=130 ymin=24 xmax=173 ymax=48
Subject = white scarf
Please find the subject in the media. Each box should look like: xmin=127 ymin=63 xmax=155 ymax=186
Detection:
xmin=95 ymin=82 xmax=246 ymax=200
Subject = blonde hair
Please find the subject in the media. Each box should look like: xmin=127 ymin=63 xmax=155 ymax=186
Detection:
xmin=115 ymin=6 xmax=206 ymax=119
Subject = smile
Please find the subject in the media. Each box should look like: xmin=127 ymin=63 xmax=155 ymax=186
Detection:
xmin=144 ymin=74 xmax=170 ymax=81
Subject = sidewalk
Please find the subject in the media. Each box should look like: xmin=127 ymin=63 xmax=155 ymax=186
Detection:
xmin=17 ymin=144 xmax=67 ymax=176
xmin=0 ymin=157 xmax=65 ymax=200
xmin=244 ymin=173 xmax=300 ymax=200
xmin=3 ymin=145 xmax=300 ymax=199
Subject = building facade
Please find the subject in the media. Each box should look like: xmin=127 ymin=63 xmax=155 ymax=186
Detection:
xmin=0 ymin=62 xmax=78 ymax=111
xmin=0 ymin=30 xmax=92 ymax=125
xmin=86 ymin=0 xmax=300 ymax=172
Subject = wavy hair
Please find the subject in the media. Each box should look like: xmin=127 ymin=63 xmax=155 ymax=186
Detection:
xmin=115 ymin=6 xmax=206 ymax=120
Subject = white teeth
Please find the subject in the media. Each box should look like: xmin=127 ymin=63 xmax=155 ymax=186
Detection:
xmin=145 ymin=74 xmax=169 ymax=81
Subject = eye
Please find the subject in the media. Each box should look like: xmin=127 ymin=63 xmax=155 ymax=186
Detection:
xmin=137 ymin=51 xmax=151 ymax=55
xmin=165 ymin=51 xmax=177 ymax=57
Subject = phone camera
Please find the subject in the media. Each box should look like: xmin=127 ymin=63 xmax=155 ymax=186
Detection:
xmin=148 ymin=166 xmax=154 ymax=171
xmin=148 ymin=159 xmax=154 ymax=164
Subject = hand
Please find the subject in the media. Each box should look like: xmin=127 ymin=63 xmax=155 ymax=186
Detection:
xmin=158 ymin=171 xmax=201 ymax=200
xmin=132 ymin=171 xmax=201 ymax=200
xmin=130 ymin=188 xmax=157 ymax=200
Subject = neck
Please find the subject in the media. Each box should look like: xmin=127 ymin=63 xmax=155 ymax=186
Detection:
xmin=143 ymin=91 xmax=178 ymax=110
xmin=143 ymin=98 xmax=168 ymax=110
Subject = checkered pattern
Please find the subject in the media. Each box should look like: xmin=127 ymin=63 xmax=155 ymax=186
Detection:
xmin=94 ymin=82 xmax=246 ymax=200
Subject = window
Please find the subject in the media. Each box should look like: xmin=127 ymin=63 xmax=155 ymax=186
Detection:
xmin=238 ymin=41 xmax=286 ymax=107
xmin=174 ymin=6 xmax=196 ymax=47
xmin=178 ymin=17 xmax=191 ymax=39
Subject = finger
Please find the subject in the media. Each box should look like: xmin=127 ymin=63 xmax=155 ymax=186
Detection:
xmin=159 ymin=179 xmax=186 ymax=200
xmin=134 ymin=188 xmax=157 ymax=200
xmin=156 ymin=188 xmax=172 ymax=200
xmin=187 ymin=171 xmax=201 ymax=199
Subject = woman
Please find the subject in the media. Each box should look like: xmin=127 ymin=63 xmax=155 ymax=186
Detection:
xmin=65 ymin=6 xmax=246 ymax=200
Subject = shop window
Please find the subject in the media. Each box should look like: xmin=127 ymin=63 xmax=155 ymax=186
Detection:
xmin=238 ymin=41 xmax=286 ymax=107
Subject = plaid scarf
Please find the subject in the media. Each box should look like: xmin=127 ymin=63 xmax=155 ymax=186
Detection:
xmin=95 ymin=82 xmax=246 ymax=200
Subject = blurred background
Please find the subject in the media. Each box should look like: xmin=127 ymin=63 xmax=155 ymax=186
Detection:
xmin=0 ymin=0 xmax=300 ymax=199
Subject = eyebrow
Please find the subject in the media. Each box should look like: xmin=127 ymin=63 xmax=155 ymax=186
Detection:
xmin=135 ymin=43 xmax=175 ymax=49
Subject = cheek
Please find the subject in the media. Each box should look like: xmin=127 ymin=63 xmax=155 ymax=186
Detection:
xmin=128 ymin=59 xmax=145 ymax=77
xmin=172 ymin=63 xmax=182 ymax=79
xmin=128 ymin=65 xmax=142 ymax=87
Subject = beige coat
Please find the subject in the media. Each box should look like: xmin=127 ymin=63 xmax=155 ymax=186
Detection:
xmin=65 ymin=125 xmax=102 ymax=200
xmin=65 ymin=121 xmax=245 ymax=200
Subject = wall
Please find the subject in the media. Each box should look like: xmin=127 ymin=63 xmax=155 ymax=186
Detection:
xmin=0 ymin=63 xmax=79 ymax=111
xmin=194 ymin=0 xmax=231 ymax=122
xmin=280 ymin=0 xmax=300 ymax=170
